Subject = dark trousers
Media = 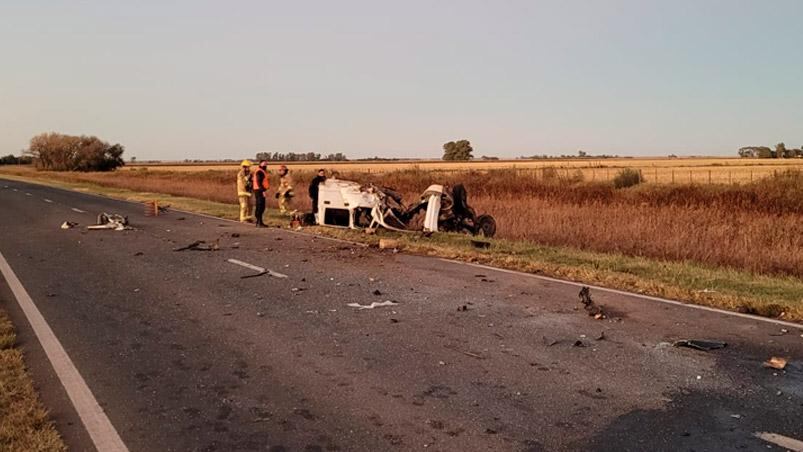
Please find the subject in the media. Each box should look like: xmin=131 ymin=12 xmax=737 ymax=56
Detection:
xmin=254 ymin=190 xmax=266 ymax=224
xmin=311 ymin=195 xmax=319 ymax=214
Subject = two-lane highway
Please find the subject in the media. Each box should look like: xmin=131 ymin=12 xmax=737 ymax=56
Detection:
xmin=1 ymin=178 xmax=802 ymax=451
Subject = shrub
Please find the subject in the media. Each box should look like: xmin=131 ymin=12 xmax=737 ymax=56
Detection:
xmin=27 ymin=132 xmax=125 ymax=171
xmin=613 ymin=168 xmax=642 ymax=188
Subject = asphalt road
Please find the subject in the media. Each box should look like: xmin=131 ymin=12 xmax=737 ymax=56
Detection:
xmin=1 ymin=178 xmax=802 ymax=452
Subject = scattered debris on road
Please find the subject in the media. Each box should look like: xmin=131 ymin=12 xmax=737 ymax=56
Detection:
xmin=457 ymin=305 xmax=468 ymax=312
xmin=227 ymin=259 xmax=288 ymax=279
xmin=60 ymin=221 xmax=78 ymax=229
xmin=347 ymin=300 xmax=398 ymax=310
xmin=372 ymin=289 xmax=382 ymax=296
xmin=763 ymin=356 xmax=788 ymax=370
xmin=87 ymin=213 xmax=130 ymax=231
xmin=143 ymin=200 xmax=170 ymax=216
xmin=579 ymin=287 xmax=605 ymax=319
xmin=672 ymin=339 xmax=727 ymax=351
xmin=174 ymin=240 xmax=220 ymax=252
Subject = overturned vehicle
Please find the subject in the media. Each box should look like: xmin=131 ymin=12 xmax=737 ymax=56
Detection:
xmin=313 ymin=179 xmax=496 ymax=237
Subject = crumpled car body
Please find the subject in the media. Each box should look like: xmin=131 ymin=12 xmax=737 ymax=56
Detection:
xmin=315 ymin=179 xmax=496 ymax=237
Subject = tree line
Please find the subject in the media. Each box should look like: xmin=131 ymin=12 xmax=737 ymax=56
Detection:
xmin=739 ymin=143 xmax=803 ymax=159
xmin=254 ymin=152 xmax=348 ymax=162
xmin=0 ymin=154 xmax=33 ymax=165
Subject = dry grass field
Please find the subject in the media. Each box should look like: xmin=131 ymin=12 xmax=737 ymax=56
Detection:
xmin=130 ymin=157 xmax=803 ymax=184
xmin=3 ymin=160 xmax=801 ymax=281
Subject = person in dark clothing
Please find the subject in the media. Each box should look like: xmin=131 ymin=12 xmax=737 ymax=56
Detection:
xmin=308 ymin=169 xmax=326 ymax=215
xmin=252 ymin=161 xmax=270 ymax=227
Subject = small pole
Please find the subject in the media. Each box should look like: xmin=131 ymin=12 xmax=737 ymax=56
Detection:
xmin=708 ymin=170 xmax=711 ymax=184
xmin=672 ymin=170 xmax=675 ymax=184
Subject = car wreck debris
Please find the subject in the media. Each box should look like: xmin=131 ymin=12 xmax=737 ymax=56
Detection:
xmin=347 ymin=300 xmax=398 ymax=310
xmin=60 ymin=221 xmax=78 ymax=229
xmin=315 ymin=179 xmax=496 ymax=237
xmin=672 ymin=339 xmax=727 ymax=351
xmin=763 ymin=356 xmax=788 ymax=370
xmin=87 ymin=213 xmax=130 ymax=231
xmin=578 ymin=287 xmax=605 ymax=319
xmin=174 ymin=240 xmax=220 ymax=252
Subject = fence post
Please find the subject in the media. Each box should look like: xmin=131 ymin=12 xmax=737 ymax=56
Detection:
xmin=708 ymin=170 xmax=711 ymax=184
xmin=672 ymin=170 xmax=675 ymax=184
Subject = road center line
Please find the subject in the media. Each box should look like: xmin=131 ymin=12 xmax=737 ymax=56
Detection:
xmin=754 ymin=432 xmax=803 ymax=451
xmin=71 ymin=207 xmax=87 ymax=213
xmin=0 ymin=250 xmax=129 ymax=452
xmin=43 ymin=198 xmax=53 ymax=203
xmin=25 ymin=192 xmax=32 ymax=196
xmin=227 ymin=258 xmax=288 ymax=278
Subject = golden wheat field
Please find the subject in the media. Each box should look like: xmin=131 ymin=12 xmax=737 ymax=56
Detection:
xmin=130 ymin=157 xmax=803 ymax=184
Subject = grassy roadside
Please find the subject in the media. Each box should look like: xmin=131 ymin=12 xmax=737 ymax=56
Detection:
xmin=2 ymin=171 xmax=802 ymax=322
xmin=0 ymin=309 xmax=66 ymax=452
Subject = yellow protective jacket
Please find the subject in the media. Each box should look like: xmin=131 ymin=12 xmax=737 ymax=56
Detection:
xmin=278 ymin=174 xmax=294 ymax=195
xmin=237 ymin=169 xmax=251 ymax=197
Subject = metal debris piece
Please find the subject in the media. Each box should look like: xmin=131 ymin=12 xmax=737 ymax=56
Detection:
xmin=173 ymin=240 xmax=219 ymax=252
xmin=60 ymin=221 xmax=78 ymax=229
xmin=347 ymin=300 xmax=398 ymax=310
xmin=672 ymin=339 xmax=727 ymax=351
xmin=579 ymin=287 xmax=605 ymax=319
xmin=763 ymin=357 xmax=788 ymax=370
xmin=87 ymin=213 xmax=130 ymax=231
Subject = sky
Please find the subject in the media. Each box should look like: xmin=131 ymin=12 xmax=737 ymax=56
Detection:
xmin=1 ymin=0 xmax=801 ymax=160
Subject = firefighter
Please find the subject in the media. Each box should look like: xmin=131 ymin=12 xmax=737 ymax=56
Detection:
xmin=236 ymin=160 xmax=254 ymax=223
xmin=252 ymin=160 xmax=270 ymax=227
xmin=276 ymin=164 xmax=294 ymax=214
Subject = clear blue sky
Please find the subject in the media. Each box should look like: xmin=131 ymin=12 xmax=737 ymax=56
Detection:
xmin=1 ymin=0 xmax=801 ymax=160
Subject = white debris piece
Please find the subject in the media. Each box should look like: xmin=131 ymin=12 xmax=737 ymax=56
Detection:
xmin=347 ymin=300 xmax=399 ymax=310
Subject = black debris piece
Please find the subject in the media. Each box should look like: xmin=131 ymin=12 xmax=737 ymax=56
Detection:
xmin=579 ymin=286 xmax=606 ymax=319
xmin=672 ymin=340 xmax=727 ymax=351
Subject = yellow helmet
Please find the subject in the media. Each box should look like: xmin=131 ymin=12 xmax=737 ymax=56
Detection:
xmin=240 ymin=159 xmax=252 ymax=167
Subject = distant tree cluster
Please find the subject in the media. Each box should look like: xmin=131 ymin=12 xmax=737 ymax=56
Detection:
xmin=0 ymin=154 xmax=33 ymax=165
xmin=254 ymin=152 xmax=347 ymax=162
xmin=519 ymin=150 xmax=620 ymax=159
xmin=442 ymin=140 xmax=474 ymax=161
xmin=27 ymin=132 xmax=125 ymax=171
xmin=739 ymin=143 xmax=803 ymax=159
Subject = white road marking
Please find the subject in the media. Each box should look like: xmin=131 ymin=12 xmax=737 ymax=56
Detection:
xmin=754 ymin=432 xmax=803 ymax=451
xmin=227 ymin=258 xmax=288 ymax=278
xmin=439 ymin=259 xmax=803 ymax=330
xmin=12 ymin=188 xmax=18 ymax=191
xmin=71 ymin=207 xmax=87 ymax=213
xmin=25 ymin=192 xmax=32 ymax=196
xmin=0 ymin=250 xmax=129 ymax=452
xmin=43 ymin=198 xmax=53 ymax=203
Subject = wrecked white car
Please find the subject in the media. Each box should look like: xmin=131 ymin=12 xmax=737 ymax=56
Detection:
xmin=314 ymin=179 xmax=496 ymax=237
